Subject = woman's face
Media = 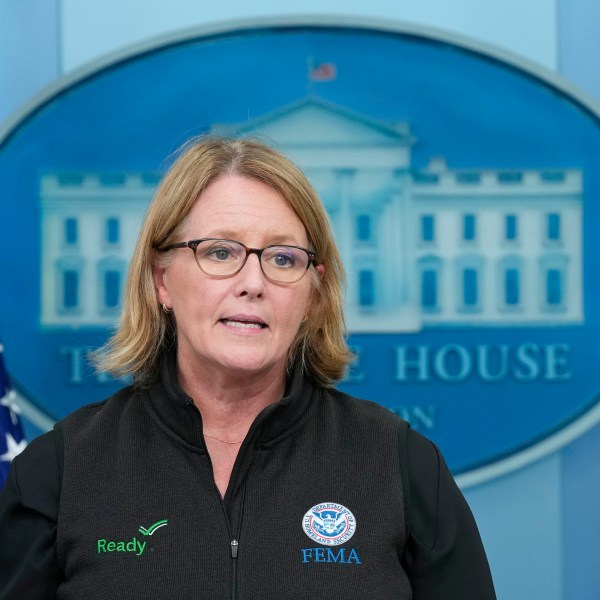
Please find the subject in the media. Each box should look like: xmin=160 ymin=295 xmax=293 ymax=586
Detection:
xmin=153 ymin=174 xmax=319 ymax=383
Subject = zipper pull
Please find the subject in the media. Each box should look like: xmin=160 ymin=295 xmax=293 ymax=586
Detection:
xmin=230 ymin=539 xmax=239 ymax=559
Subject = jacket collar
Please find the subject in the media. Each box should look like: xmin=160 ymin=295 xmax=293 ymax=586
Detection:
xmin=147 ymin=349 xmax=317 ymax=449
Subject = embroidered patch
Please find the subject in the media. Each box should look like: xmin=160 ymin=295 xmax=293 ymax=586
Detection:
xmin=302 ymin=502 xmax=356 ymax=546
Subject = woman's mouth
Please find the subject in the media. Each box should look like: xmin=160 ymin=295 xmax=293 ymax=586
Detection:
xmin=220 ymin=317 xmax=267 ymax=329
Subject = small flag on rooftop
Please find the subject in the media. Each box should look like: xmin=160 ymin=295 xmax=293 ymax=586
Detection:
xmin=0 ymin=342 xmax=27 ymax=487
xmin=309 ymin=62 xmax=337 ymax=82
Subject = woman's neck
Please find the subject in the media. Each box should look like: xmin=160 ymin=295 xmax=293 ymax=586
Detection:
xmin=177 ymin=359 xmax=287 ymax=438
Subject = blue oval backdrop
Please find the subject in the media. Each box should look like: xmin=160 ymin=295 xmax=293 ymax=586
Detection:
xmin=1 ymin=20 xmax=600 ymax=477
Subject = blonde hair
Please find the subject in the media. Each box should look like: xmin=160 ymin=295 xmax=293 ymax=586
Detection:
xmin=93 ymin=137 xmax=352 ymax=386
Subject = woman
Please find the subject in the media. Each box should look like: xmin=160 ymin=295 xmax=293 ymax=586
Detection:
xmin=0 ymin=138 xmax=496 ymax=599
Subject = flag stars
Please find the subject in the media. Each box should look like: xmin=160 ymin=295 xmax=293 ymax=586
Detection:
xmin=0 ymin=343 xmax=28 ymax=476
xmin=1 ymin=390 xmax=22 ymax=426
xmin=1 ymin=432 xmax=27 ymax=463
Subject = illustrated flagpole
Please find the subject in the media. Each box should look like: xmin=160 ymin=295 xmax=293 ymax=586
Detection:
xmin=307 ymin=56 xmax=315 ymax=96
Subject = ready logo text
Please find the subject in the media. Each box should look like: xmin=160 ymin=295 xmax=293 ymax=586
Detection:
xmin=96 ymin=519 xmax=168 ymax=557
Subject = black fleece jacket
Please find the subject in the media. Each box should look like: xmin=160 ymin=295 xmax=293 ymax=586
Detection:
xmin=0 ymin=357 xmax=496 ymax=599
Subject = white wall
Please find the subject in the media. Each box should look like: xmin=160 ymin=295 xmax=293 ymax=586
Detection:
xmin=60 ymin=0 xmax=558 ymax=73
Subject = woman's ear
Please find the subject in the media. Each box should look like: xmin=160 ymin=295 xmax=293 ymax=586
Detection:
xmin=152 ymin=264 xmax=171 ymax=308
xmin=316 ymin=264 xmax=325 ymax=278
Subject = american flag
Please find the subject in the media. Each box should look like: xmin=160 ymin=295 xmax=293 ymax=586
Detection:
xmin=0 ymin=342 xmax=27 ymax=487
xmin=309 ymin=62 xmax=337 ymax=82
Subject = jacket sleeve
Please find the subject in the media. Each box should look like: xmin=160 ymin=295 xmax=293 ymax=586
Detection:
xmin=402 ymin=428 xmax=497 ymax=600
xmin=0 ymin=430 xmax=62 ymax=599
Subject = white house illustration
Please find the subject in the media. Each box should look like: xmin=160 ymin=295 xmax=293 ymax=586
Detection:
xmin=40 ymin=173 xmax=157 ymax=327
xmin=40 ymin=97 xmax=583 ymax=331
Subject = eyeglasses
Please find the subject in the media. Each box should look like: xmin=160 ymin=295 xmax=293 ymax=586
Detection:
xmin=155 ymin=238 xmax=319 ymax=284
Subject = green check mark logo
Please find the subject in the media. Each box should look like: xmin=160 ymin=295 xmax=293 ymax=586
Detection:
xmin=138 ymin=519 xmax=168 ymax=536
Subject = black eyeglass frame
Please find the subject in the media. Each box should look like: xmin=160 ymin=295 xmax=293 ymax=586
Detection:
xmin=155 ymin=238 xmax=319 ymax=284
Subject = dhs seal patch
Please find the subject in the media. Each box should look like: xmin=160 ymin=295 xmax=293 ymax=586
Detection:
xmin=302 ymin=502 xmax=356 ymax=546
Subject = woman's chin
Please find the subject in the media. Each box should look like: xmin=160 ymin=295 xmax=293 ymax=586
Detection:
xmin=212 ymin=353 xmax=284 ymax=379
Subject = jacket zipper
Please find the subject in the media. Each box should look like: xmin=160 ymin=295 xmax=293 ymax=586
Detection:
xmin=230 ymin=539 xmax=239 ymax=600
xmin=188 ymin=399 xmax=243 ymax=599
xmin=188 ymin=398 xmax=279 ymax=599
xmin=209 ymin=465 xmax=241 ymax=600
xmin=228 ymin=478 xmax=248 ymax=600
xmin=203 ymin=436 xmax=249 ymax=600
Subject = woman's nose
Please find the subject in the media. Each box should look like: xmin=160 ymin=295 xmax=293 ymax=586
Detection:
xmin=235 ymin=253 xmax=266 ymax=297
